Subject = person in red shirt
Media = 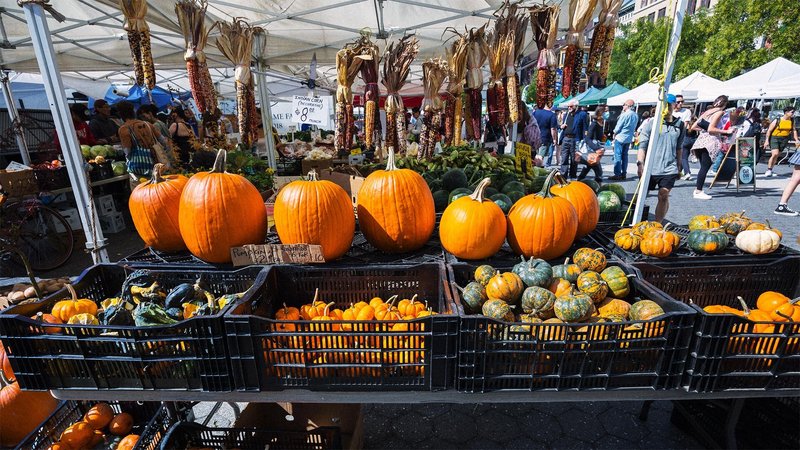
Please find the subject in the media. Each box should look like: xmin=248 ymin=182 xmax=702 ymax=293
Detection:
xmin=53 ymin=104 xmax=98 ymax=153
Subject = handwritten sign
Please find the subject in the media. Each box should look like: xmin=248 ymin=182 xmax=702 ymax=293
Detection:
xmin=230 ymin=244 xmax=325 ymax=266
xmin=514 ymin=142 xmax=533 ymax=177
xmin=292 ymin=95 xmax=330 ymax=126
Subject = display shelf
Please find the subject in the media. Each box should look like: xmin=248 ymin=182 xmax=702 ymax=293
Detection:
xmin=48 ymin=174 xmax=129 ymax=194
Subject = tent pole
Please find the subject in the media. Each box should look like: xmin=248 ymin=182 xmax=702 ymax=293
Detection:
xmin=254 ymin=32 xmax=277 ymax=170
xmin=22 ymin=1 xmax=108 ymax=263
xmin=0 ymin=71 xmax=32 ymax=165
xmin=632 ymin=0 xmax=688 ymax=224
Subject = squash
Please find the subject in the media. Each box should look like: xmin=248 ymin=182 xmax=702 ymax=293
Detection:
xmin=703 ymin=304 xmax=743 ymax=315
xmin=109 ymin=412 xmax=133 ymax=436
xmin=735 ymin=229 xmax=781 ymax=255
xmin=551 ymin=258 xmax=582 ymax=283
xmin=595 ymin=297 xmax=631 ymax=321
xmin=600 ymin=266 xmax=630 ymax=298
xmin=457 ymin=282 xmax=487 ymax=314
xmin=118 ymin=435 xmax=140 ymax=450
xmin=629 ymin=300 xmax=665 ymax=321
xmin=548 ymin=278 xmax=572 ymax=298
xmin=553 ymin=288 xmax=594 ymax=323
xmin=129 ymin=163 xmax=188 ymax=252
xmin=440 ymin=178 xmax=507 ymax=259
xmin=688 ymin=214 xmax=719 ymax=230
xmin=614 ymin=228 xmax=641 ymax=251
xmin=633 ymin=221 xmax=662 ymax=235
xmin=745 ymin=220 xmax=782 ymax=239
xmin=510 ymin=314 xmax=543 ymax=334
xmin=642 ymin=224 xmax=681 ymax=248
xmin=576 ymin=271 xmax=609 ymax=304
xmin=485 ymin=271 xmax=525 ymax=306
xmin=275 ymin=303 xmax=300 ymax=332
xmin=506 ymin=169 xmax=579 ymax=260
xmin=179 ymin=150 xmax=268 ymax=263
xmin=687 ymin=228 xmax=729 ymax=254
xmin=30 ymin=312 xmax=63 ymax=334
xmin=474 ymin=265 xmax=495 ymax=286
xmin=60 ymin=421 xmax=94 ymax=449
xmin=572 ymin=247 xmax=606 ymax=272
xmin=738 ymin=297 xmax=775 ymax=334
xmin=274 ymin=170 xmax=356 ymax=261
xmin=67 ymin=313 xmax=99 ymax=325
xmin=640 ymin=231 xmax=675 ymax=258
xmin=549 ymin=174 xmax=600 ymax=238
xmin=51 ymin=284 xmax=98 ymax=323
xmin=512 ymin=256 xmax=553 ymax=288
xmin=719 ymin=210 xmax=752 ymax=236
xmin=397 ymin=295 xmax=426 ymax=317
xmin=482 ymin=299 xmax=515 ymax=322
xmin=520 ymin=286 xmax=556 ymax=319
xmin=0 ymin=343 xmax=59 ymax=447
xmin=755 ymin=291 xmax=800 ymax=322
xmin=357 ymin=148 xmax=436 ymax=252
xmin=84 ymin=403 xmax=114 ymax=430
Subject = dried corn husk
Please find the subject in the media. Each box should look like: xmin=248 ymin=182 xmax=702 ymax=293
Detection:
xmin=494 ymin=2 xmax=528 ymax=123
xmin=335 ymin=43 xmax=366 ymax=152
xmin=357 ymin=37 xmax=381 ymax=149
xmin=465 ymin=26 xmax=488 ymax=140
xmin=563 ymin=0 xmax=599 ymax=98
xmin=176 ymin=0 xmax=217 ymax=115
xmin=120 ymin=0 xmax=154 ymax=89
xmin=598 ymin=0 xmax=624 ymax=78
xmin=529 ymin=4 xmax=560 ymax=107
xmin=215 ymin=19 xmax=259 ymax=147
xmin=444 ymin=30 xmax=469 ymax=145
xmin=382 ymin=35 xmax=419 ymax=153
xmin=418 ymin=58 xmax=448 ymax=160
xmin=487 ymin=29 xmax=512 ymax=127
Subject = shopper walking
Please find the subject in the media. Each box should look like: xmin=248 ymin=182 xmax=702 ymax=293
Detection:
xmin=690 ymin=95 xmax=733 ymax=200
xmin=577 ymin=109 xmax=605 ymax=183
xmin=611 ymin=99 xmax=637 ymax=180
xmin=680 ymin=115 xmax=697 ymax=180
xmin=636 ymin=95 xmax=685 ymax=222
xmin=672 ymin=95 xmax=692 ymax=124
xmin=169 ymin=106 xmax=196 ymax=164
xmin=533 ymin=104 xmax=559 ymax=167
xmin=764 ymin=106 xmax=799 ymax=177
xmin=775 ymin=151 xmax=800 ymax=216
xmin=117 ymin=100 xmax=161 ymax=178
xmin=559 ymin=100 xmax=588 ymax=179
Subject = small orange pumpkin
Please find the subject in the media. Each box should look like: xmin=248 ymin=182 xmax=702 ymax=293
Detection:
xmin=108 ymin=412 xmax=134 ymax=436
xmin=60 ymin=421 xmax=94 ymax=448
xmin=84 ymin=402 xmax=114 ymax=430
xmin=117 ymin=434 xmax=139 ymax=450
xmin=129 ymin=163 xmax=188 ymax=252
xmin=51 ymin=284 xmax=98 ymax=323
xmin=30 ymin=312 xmax=63 ymax=334
xmin=739 ymin=298 xmax=775 ymax=334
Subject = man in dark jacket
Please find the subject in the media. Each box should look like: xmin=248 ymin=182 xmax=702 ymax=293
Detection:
xmin=559 ymin=100 xmax=589 ymax=179
xmin=89 ymin=99 xmax=120 ymax=144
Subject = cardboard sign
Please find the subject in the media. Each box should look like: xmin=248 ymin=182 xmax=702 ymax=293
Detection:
xmin=292 ymin=95 xmax=331 ymax=126
xmin=514 ymin=142 xmax=533 ymax=178
xmin=230 ymin=244 xmax=325 ymax=266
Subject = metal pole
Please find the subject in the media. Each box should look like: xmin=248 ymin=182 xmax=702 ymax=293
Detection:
xmin=0 ymin=72 xmax=31 ymax=165
xmin=632 ymin=0 xmax=688 ymax=224
xmin=254 ymin=33 xmax=277 ymax=169
xmin=22 ymin=1 xmax=109 ymax=263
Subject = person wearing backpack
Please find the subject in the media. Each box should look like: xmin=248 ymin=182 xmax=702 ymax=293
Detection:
xmin=117 ymin=101 xmax=162 ymax=180
xmin=764 ymin=106 xmax=799 ymax=177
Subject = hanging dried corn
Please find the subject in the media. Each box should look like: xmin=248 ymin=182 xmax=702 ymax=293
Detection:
xmin=530 ymin=5 xmax=560 ymax=108
xmin=357 ymin=36 xmax=381 ymax=149
xmin=562 ymin=0 xmax=599 ymax=98
xmin=120 ymin=0 xmax=154 ymax=89
xmin=176 ymin=0 xmax=217 ymax=116
xmin=443 ymin=29 xmax=468 ymax=146
xmin=418 ymin=58 xmax=448 ymax=160
xmin=381 ymin=35 xmax=419 ymax=154
xmin=335 ymin=43 xmax=366 ymax=153
xmin=487 ymin=29 xmax=511 ymax=128
xmin=494 ymin=2 xmax=529 ymax=124
xmin=598 ymin=0 xmax=624 ymax=79
xmin=215 ymin=19 xmax=259 ymax=148
xmin=465 ymin=25 xmax=489 ymax=141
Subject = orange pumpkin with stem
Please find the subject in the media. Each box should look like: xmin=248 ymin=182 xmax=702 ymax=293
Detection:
xmin=118 ymin=434 xmax=140 ymax=450
xmin=746 ymin=220 xmax=782 ymax=239
xmin=756 ymin=291 xmax=800 ymax=322
xmin=738 ymin=298 xmax=775 ymax=334
xmin=642 ymin=224 xmax=681 ymax=248
xmin=275 ymin=303 xmax=300 ymax=331
xmin=129 ymin=163 xmax=188 ymax=252
xmin=51 ymin=284 xmax=98 ymax=323
xmin=357 ymin=147 xmax=436 ymax=252
xmin=507 ymin=170 xmax=579 ymax=260
xmin=397 ymin=294 xmax=426 ymax=317
xmin=274 ymin=170 xmax=355 ymax=261
xmin=178 ymin=149 xmax=268 ymax=263
xmin=439 ymin=177 xmax=507 ymax=259
xmin=549 ymin=173 xmax=599 ymax=238
xmin=60 ymin=421 xmax=94 ymax=448
xmin=30 ymin=312 xmax=63 ymax=334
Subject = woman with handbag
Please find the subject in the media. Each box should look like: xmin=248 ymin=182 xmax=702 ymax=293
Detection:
xmin=117 ymin=101 xmax=162 ymax=180
xmin=577 ymin=109 xmax=605 ymax=183
xmin=690 ymin=95 xmax=733 ymax=200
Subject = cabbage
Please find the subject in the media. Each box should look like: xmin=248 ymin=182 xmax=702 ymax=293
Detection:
xmin=90 ymin=145 xmax=106 ymax=157
xmin=81 ymin=145 xmax=91 ymax=158
xmin=111 ymin=161 xmax=126 ymax=176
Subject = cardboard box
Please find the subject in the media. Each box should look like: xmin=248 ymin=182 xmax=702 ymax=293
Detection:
xmin=54 ymin=207 xmax=82 ymax=233
xmin=301 ymin=158 xmax=333 ymax=174
xmin=318 ymin=170 xmax=365 ymax=208
xmin=95 ymin=194 xmax=116 ymax=216
xmin=235 ymin=403 xmax=363 ymax=450
xmin=99 ymin=211 xmax=126 ymax=234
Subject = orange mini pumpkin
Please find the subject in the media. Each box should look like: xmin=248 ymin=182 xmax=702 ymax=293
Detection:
xmin=129 ymin=163 xmax=188 ymax=252
xmin=117 ymin=434 xmax=140 ymax=450
xmin=84 ymin=402 xmax=114 ymax=430
xmin=440 ymin=178 xmax=507 ymax=259
xmin=51 ymin=285 xmax=97 ymax=323
xmin=30 ymin=312 xmax=63 ymax=334
xmin=60 ymin=421 xmax=94 ymax=448
xmin=108 ymin=412 xmax=134 ymax=436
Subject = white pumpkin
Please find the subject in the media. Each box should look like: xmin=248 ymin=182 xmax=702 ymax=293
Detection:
xmin=735 ymin=229 xmax=781 ymax=255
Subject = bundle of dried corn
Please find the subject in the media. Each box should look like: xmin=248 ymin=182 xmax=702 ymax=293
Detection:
xmin=562 ymin=0 xmax=599 ymax=98
xmin=530 ymin=4 xmax=558 ymax=108
xmin=381 ymin=35 xmax=419 ymax=154
xmin=443 ymin=29 xmax=469 ymax=146
xmin=119 ymin=0 xmax=155 ymax=89
xmin=598 ymin=0 xmax=624 ymax=79
xmin=487 ymin=29 xmax=511 ymax=128
xmin=465 ymin=25 xmax=489 ymax=141
xmin=418 ymin=58 xmax=448 ymax=160
xmin=175 ymin=0 xmax=217 ymax=115
xmin=357 ymin=36 xmax=381 ymax=149
xmin=335 ymin=43 xmax=366 ymax=153
xmin=215 ymin=19 xmax=260 ymax=148
xmin=494 ymin=2 xmax=529 ymax=124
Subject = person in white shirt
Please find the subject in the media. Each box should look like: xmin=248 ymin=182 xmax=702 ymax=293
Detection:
xmin=408 ymin=107 xmax=423 ymax=141
xmin=672 ymin=95 xmax=692 ymax=124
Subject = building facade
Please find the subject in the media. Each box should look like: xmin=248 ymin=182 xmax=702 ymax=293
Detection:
xmin=620 ymin=0 xmax=718 ymax=25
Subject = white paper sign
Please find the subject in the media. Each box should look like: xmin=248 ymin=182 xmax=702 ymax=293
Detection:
xmin=292 ymin=95 xmax=330 ymax=126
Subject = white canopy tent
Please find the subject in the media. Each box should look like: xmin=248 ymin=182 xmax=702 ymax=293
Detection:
xmin=760 ymin=72 xmax=800 ymax=99
xmin=607 ymin=71 xmax=723 ymax=106
xmin=696 ymin=57 xmax=800 ymax=102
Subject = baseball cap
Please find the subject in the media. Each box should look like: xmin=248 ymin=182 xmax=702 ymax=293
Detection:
xmin=666 ymin=94 xmax=677 ymax=104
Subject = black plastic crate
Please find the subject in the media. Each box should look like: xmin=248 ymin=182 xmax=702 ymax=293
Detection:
xmin=34 ymin=166 xmax=70 ymax=191
xmin=448 ymin=262 xmax=696 ymax=393
xmin=684 ymin=288 xmax=800 ymax=392
xmin=276 ymin=156 xmax=303 ymax=176
xmin=117 ymin=248 xmax=229 ymax=269
xmin=597 ymin=202 xmax=650 ymax=226
xmin=14 ymin=400 xmax=163 ymax=450
xmin=225 ymin=263 xmax=459 ymax=391
xmin=0 ymin=264 xmax=267 ymax=391
xmin=155 ymin=422 xmax=341 ymax=450
xmin=444 ymin=234 xmax=602 ymax=267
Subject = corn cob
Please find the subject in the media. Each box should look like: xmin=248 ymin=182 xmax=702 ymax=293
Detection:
xmin=488 ymin=81 xmax=507 ymax=127
xmin=469 ymin=88 xmax=482 ymax=140
xmin=562 ymin=45 xmax=576 ymax=98
xmin=464 ymin=91 xmax=474 ymax=140
xmin=507 ymin=74 xmax=519 ymax=123
xmin=236 ymin=82 xmax=249 ymax=147
xmin=418 ymin=111 xmax=430 ymax=160
xmin=186 ymin=59 xmax=206 ymax=113
xmin=385 ymin=111 xmax=397 ymax=151
xmin=335 ymin=103 xmax=347 ymax=152
xmin=599 ymin=26 xmax=617 ymax=78
xmin=345 ymin=103 xmax=354 ymax=150
xmin=140 ymin=29 xmax=156 ymax=90
xmin=126 ymin=30 xmax=144 ymax=86
xmin=547 ymin=69 xmax=556 ymax=107
xmin=586 ymin=23 xmax=607 ymax=79
xmin=395 ymin=106 xmax=407 ymax=154
xmin=453 ymin=95 xmax=463 ymax=146
xmin=536 ymin=68 xmax=548 ymax=108
xmin=571 ymin=48 xmax=584 ymax=97
xmin=365 ymin=100 xmax=376 ymax=148
xmin=200 ymin=62 xmax=217 ymax=114
xmin=444 ymin=94 xmax=455 ymax=146
xmin=431 ymin=110 xmax=443 ymax=152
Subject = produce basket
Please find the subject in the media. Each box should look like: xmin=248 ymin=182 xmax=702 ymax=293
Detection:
xmin=225 ymin=263 xmax=459 ymax=391
xmin=0 ymin=264 xmax=267 ymax=391
xmin=88 ymin=161 xmax=114 ymax=182
xmin=276 ymin=156 xmax=303 ymax=176
xmin=154 ymin=422 xmax=342 ymax=450
xmin=448 ymin=262 xmax=696 ymax=393
xmin=34 ymin=166 xmax=70 ymax=191
xmin=117 ymin=248 xmax=226 ymax=269
xmin=684 ymin=290 xmax=800 ymax=392
xmin=0 ymin=169 xmax=38 ymax=198
xmin=14 ymin=400 xmax=164 ymax=450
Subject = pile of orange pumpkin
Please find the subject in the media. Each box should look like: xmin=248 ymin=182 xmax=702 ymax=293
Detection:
xmin=613 ymin=221 xmax=682 ymax=258
xmin=704 ymin=291 xmax=800 ymax=332
xmin=688 ymin=212 xmax=784 ymax=255
xmin=46 ymin=403 xmax=139 ymax=450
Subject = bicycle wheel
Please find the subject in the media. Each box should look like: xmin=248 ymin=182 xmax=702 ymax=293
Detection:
xmin=4 ymin=202 xmax=75 ymax=271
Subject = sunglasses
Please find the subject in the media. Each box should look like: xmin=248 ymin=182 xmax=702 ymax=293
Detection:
xmin=676 ymin=100 xmax=683 ymax=104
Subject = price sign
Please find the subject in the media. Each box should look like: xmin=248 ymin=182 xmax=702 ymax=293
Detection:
xmin=515 ymin=142 xmax=533 ymax=177
xmin=230 ymin=244 xmax=325 ymax=266
xmin=736 ymin=137 xmax=757 ymax=191
xmin=292 ymin=95 xmax=331 ymax=126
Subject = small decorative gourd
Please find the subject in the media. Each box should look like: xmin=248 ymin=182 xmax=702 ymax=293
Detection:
xmin=576 ymin=271 xmax=609 ymax=304
xmin=687 ymin=228 xmax=729 ymax=254
xmin=600 ymin=266 xmax=630 ymax=298
xmin=482 ymin=298 xmax=515 ymax=321
xmin=553 ymin=288 xmax=594 ymax=323
xmin=485 ymin=271 xmax=525 ymax=306
xmin=572 ymin=247 xmax=607 ymax=272
xmin=735 ymin=229 xmax=781 ymax=255
xmin=521 ymin=286 xmax=556 ymax=319
xmin=552 ymin=258 xmax=582 ymax=283
xmin=51 ymin=285 xmax=98 ymax=323
xmin=512 ymin=256 xmax=553 ymax=288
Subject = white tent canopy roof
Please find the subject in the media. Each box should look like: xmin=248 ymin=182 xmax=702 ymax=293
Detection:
xmin=607 ymin=71 xmax=724 ymax=106
xmin=696 ymin=57 xmax=800 ymax=101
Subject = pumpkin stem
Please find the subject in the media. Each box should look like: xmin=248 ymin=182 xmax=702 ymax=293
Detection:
xmin=738 ymin=296 xmax=752 ymax=317
xmin=0 ymin=362 xmax=13 ymax=388
xmin=150 ymin=163 xmax=166 ymax=184
xmin=282 ymin=303 xmax=290 ymax=315
xmin=386 ymin=295 xmax=399 ymax=306
xmin=410 ymin=294 xmax=418 ymax=304
xmin=211 ymin=149 xmax=227 ymax=173
xmin=65 ymin=284 xmax=78 ymax=301
xmin=385 ymin=147 xmax=398 ymax=171
xmin=307 ymin=169 xmax=319 ymax=181
xmin=452 ymin=282 xmax=465 ymax=294
xmin=469 ymin=177 xmax=492 ymax=202
xmin=323 ymin=302 xmax=335 ymax=316
xmin=775 ymin=310 xmax=793 ymax=320
xmin=537 ymin=169 xmax=561 ymax=198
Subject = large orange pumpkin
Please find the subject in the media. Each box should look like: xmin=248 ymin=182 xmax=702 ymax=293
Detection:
xmin=179 ymin=150 xmax=268 ymax=263
xmin=507 ymin=170 xmax=579 ymax=260
xmin=549 ymin=174 xmax=599 ymax=238
xmin=129 ymin=163 xmax=188 ymax=252
xmin=356 ymin=148 xmax=435 ymax=252
xmin=274 ymin=170 xmax=355 ymax=261
xmin=439 ymin=178 xmax=506 ymax=259
xmin=0 ymin=342 xmax=59 ymax=447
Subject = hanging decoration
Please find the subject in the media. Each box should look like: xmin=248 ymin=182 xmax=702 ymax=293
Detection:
xmin=443 ymin=29 xmax=468 ymax=146
xmin=119 ymin=0 xmax=155 ymax=90
xmin=598 ymin=0 xmax=624 ymax=80
xmin=381 ymin=35 xmax=419 ymax=154
xmin=335 ymin=43 xmax=366 ymax=153
xmin=486 ymin=28 xmax=512 ymax=129
xmin=563 ymin=0 xmax=599 ymax=98
xmin=418 ymin=58 xmax=448 ymax=160
xmin=357 ymin=35 xmax=381 ymax=150
xmin=464 ymin=25 xmax=489 ymax=141
xmin=214 ymin=18 xmax=260 ymax=148
xmin=530 ymin=4 xmax=558 ymax=108
xmin=495 ymin=2 xmax=529 ymax=123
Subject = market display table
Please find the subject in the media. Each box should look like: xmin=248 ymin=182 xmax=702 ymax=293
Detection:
xmin=48 ymin=174 xmax=129 ymax=195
